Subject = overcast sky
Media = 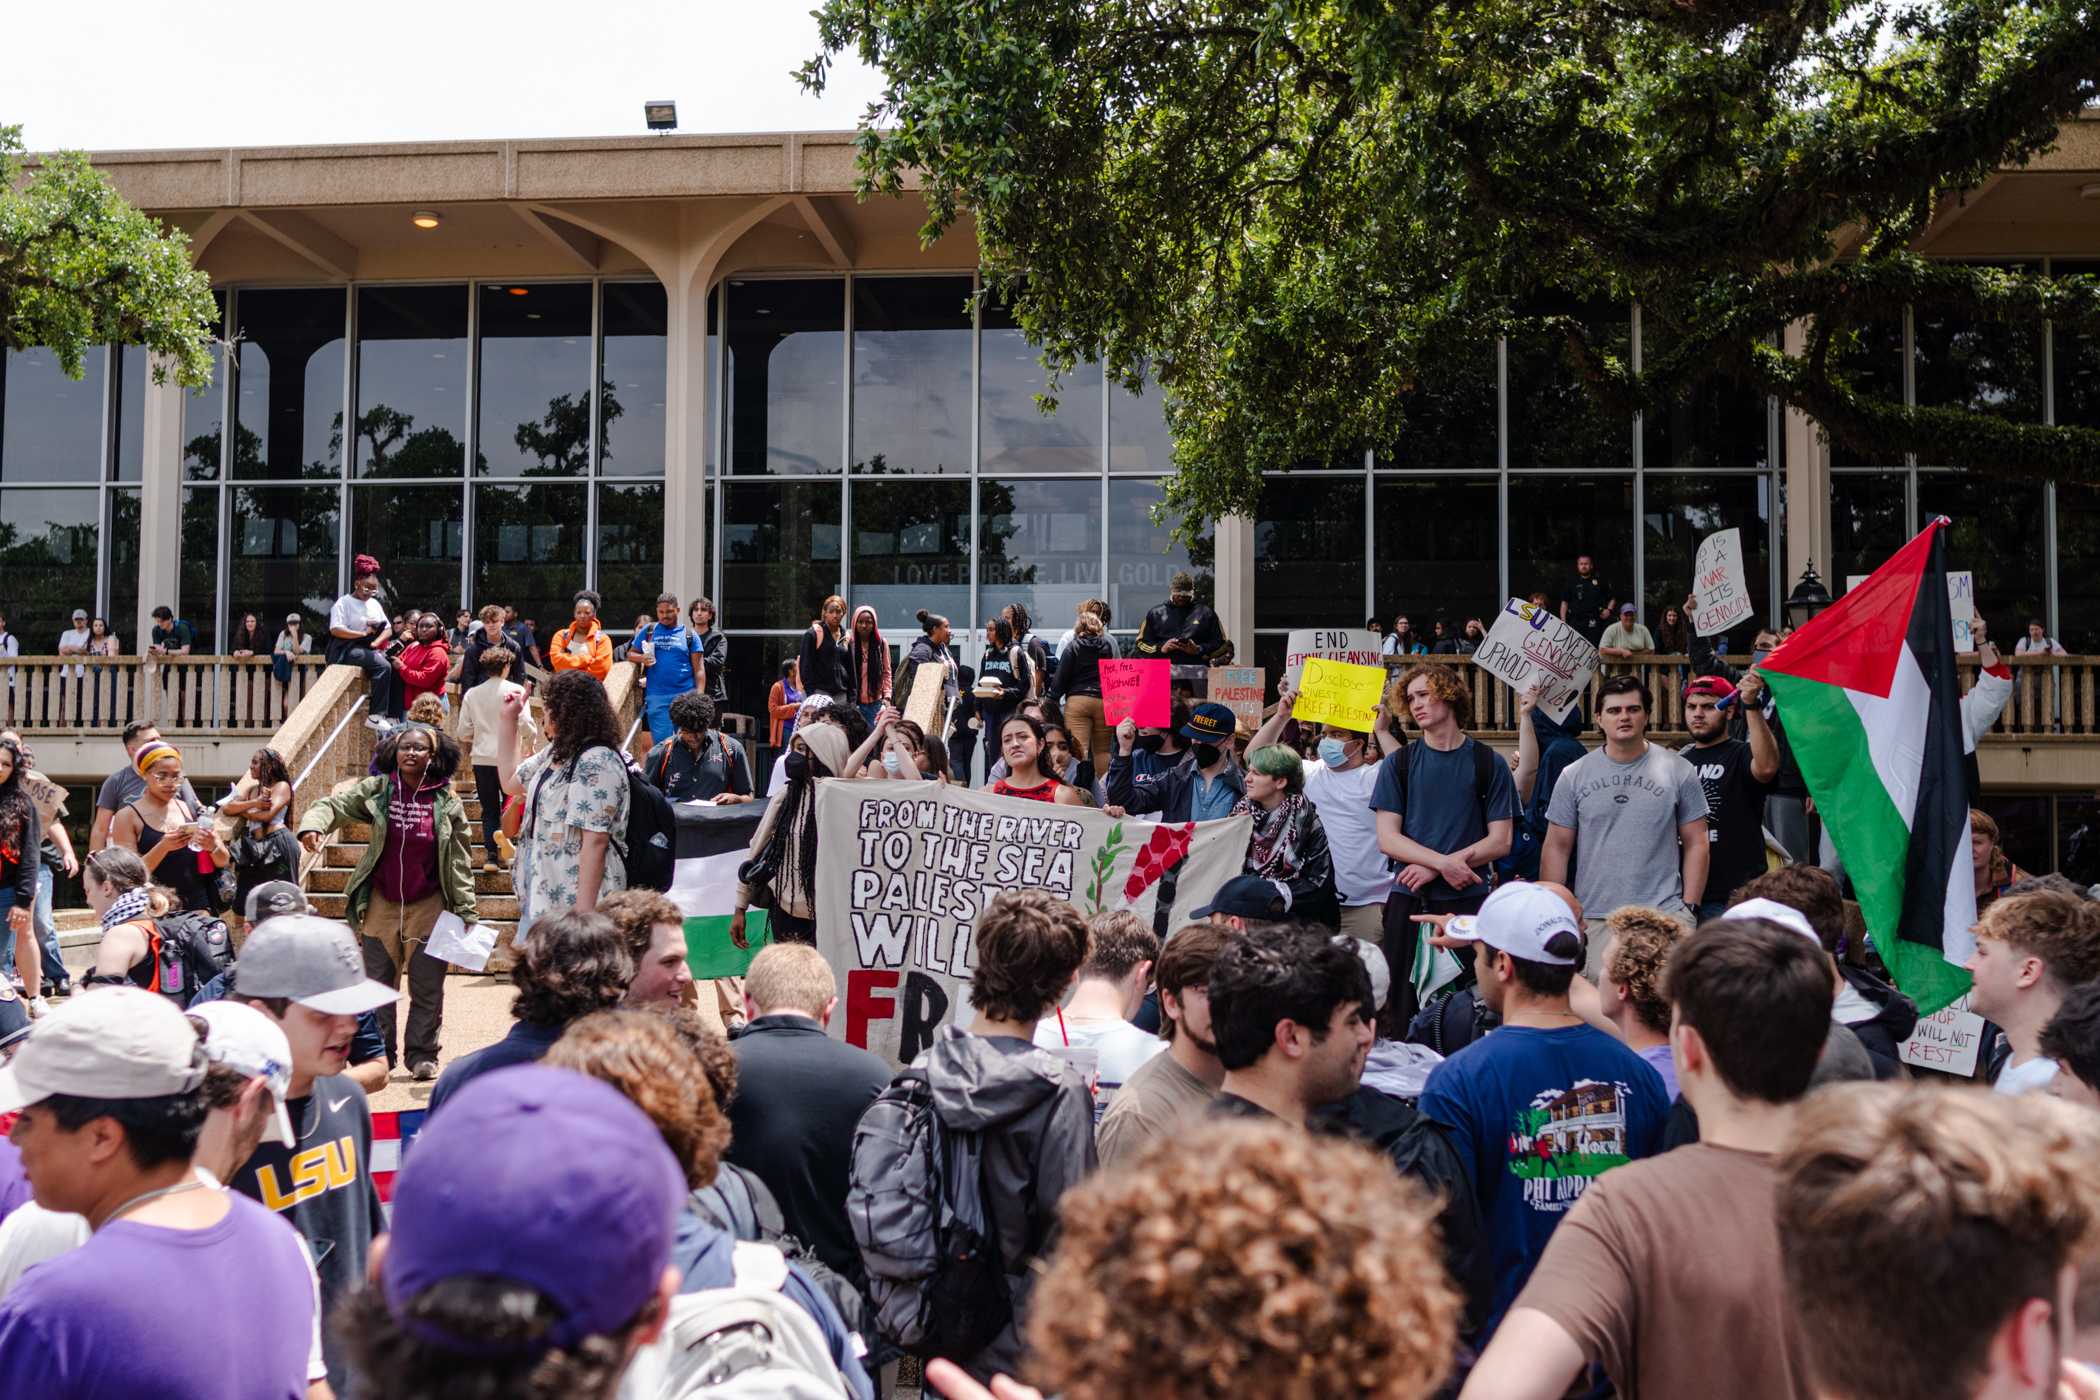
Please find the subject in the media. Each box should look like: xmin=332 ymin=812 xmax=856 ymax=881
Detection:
xmin=9 ymin=2 xmax=889 ymax=150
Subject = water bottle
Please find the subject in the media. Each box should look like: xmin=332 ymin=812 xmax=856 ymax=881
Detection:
xmin=189 ymin=805 xmax=215 ymax=853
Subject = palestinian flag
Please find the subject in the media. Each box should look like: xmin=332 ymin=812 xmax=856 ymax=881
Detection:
xmin=1760 ymin=518 xmax=1974 ymax=1014
xmin=667 ymin=799 xmax=773 ymax=979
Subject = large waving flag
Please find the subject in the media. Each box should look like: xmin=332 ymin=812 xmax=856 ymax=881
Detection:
xmin=1759 ymin=519 xmax=1974 ymax=1014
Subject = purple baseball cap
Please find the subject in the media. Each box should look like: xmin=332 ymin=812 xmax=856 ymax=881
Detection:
xmin=381 ymin=1065 xmax=685 ymax=1353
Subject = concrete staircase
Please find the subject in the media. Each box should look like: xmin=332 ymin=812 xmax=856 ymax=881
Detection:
xmin=304 ymin=779 xmax=519 ymax=968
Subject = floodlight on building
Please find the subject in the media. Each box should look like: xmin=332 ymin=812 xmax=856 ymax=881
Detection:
xmin=644 ymin=101 xmax=678 ymax=133
xmin=508 ymin=286 xmax=529 ymax=296
xmin=411 ymin=210 xmax=442 ymax=230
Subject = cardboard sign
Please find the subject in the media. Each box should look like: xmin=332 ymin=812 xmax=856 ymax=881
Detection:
xmin=1292 ymin=657 xmax=1387 ymax=732
xmin=1100 ymin=658 xmax=1170 ymax=727
xmin=1207 ymin=666 xmax=1266 ymax=730
xmin=1898 ymin=991 xmax=1986 ymax=1077
xmin=1692 ymin=528 xmax=1755 ymax=637
xmin=816 ymin=781 xmax=1248 ymax=1066
xmin=1474 ymin=598 xmax=1600 ymax=724
xmin=900 ymin=655 xmax=948 ymax=735
xmin=1283 ymin=628 xmax=1383 ymax=687
xmin=1849 ymin=570 xmax=1974 ymax=652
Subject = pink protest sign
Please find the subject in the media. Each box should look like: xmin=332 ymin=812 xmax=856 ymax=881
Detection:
xmin=1101 ymin=658 xmax=1170 ymax=727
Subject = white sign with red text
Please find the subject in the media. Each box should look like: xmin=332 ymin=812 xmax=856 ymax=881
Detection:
xmin=1692 ymin=528 xmax=1756 ymax=637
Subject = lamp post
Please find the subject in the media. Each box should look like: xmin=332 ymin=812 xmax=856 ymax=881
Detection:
xmin=1786 ymin=563 xmax=1832 ymax=630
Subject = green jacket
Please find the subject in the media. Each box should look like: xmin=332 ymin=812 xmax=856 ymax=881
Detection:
xmin=297 ymin=775 xmax=478 ymax=930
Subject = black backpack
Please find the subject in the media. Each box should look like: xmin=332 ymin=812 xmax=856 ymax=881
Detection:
xmin=151 ymin=909 xmax=236 ymax=1008
xmin=532 ymin=744 xmax=678 ymax=892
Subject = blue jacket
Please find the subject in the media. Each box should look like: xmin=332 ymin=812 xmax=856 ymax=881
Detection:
xmin=1106 ymin=750 xmax=1244 ymax=823
xmin=670 ymin=1207 xmax=875 ymax=1399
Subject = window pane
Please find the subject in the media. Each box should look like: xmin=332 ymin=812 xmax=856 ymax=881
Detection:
xmin=235 ymin=288 xmax=346 ymax=480
xmin=355 ymin=285 xmax=467 ymax=478
xmin=1373 ymin=477 xmax=1499 ymax=638
xmin=1378 ymin=337 xmax=1498 ymax=471
xmin=180 ymin=487 xmax=219 ymax=650
xmin=1913 ymin=264 xmax=2042 ymax=427
xmin=229 ymin=487 xmax=341 ymax=635
xmin=602 ymin=282 xmax=669 ymax=477
xmin=350 ymin=485 xmax=461 ymax=617
xmin=1106 ymin=478 xmax=1213 ymax=630
xmin=1829 ymin=471 xmax=1909 ymax=597
xmin=1916 ymin=473 xmax=2044 ymax=641
xmin=726 ymin=279 xmax=843 ymax=475
xmin=184 ymin=292 xmax=227 ymax=482
xmin=114 ymin=345 xmax=146 ymax=482
xmin=477 ymin=283 xmax=592 ymax=477
xmin=1507 ymin=474 xmax=1634 ymax=636
xmin=1643 ymin=327 xmax=1772 ymax=473
xmin=108 ymin=488 xmax=140 ymax=650
xmin=722 ymin=480 xmax=842 ymax=628
xmin=979 ymin=478 xmax=1099 ymax=634
xmin=1108 ymin=373 xmax=1175 ymax=473
xmin=1505 ymin=312 xmax=1633 ymax=472
xmin=851 ymin=479 xmax=971 ymax=632
xmin=597 ymin=482 xmax=666 ymax=620
xmin=980 ymin=302 xmax=1102 ymax=474
xmin=2059 ymin=482 xmax=2100 ymax=652
xmin=1257 ymin=476 xmax=1365 ymax=630
xmin=3 ymin=347 xmax=105 ymax=483
xmin=1827 ymin=317 xmax=1906 ymax=468
xmin=0 ymin=488 xmax=100 ymax=646
xmin=851 ymin=276 xmax=972 ymax=475
xmin=2053 ymin=261 xmax=2100 ymax=431
xmin=1642 ymin=474 xmax=1773 ymax=635
xmin=474 ymin=483 xmax=587 ymax=630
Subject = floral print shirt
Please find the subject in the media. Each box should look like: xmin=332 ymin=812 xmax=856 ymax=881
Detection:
xmin=514 ymin=744 xmax=628 ymax=940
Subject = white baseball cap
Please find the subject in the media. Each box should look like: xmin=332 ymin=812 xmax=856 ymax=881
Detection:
xmin=235 ymin=915 xmax=399 ymax=1016
xmin=0 ymin=988 xmax=206 ymax=1113
xmin=1724 ymin=898 xmax=1824 ymax=951
xmin=189 ymin=1001 xmax=297 ymax=1147
xmin=1443 ymin=883 xmax=1584 ymax=966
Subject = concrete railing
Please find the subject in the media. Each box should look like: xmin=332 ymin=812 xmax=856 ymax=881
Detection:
xmin=1 ymin=654 xmax=331 ymax=735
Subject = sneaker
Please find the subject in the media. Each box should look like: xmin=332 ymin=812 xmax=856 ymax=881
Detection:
xmin=365 ymin=715 xmax=390 ymax=730
xmin=411 ymin=1060 xmax=439 ymax=1082
xmin=28 ymin=997 xmax=51 ymax=1019
xmin=494 ymin=832 xmax=516 ymax=862
xmin=482 ymin=856 xmax=499 ymax=874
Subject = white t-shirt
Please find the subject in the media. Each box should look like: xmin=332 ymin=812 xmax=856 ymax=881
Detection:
xmin=57 ymin=627 xmax=90 ymax=677
xmin=1994 ymin=1055 xmax=2060 ymax=1096
xmin=1036 ymin=1013 xmax=1166 ymax=1121
xmin=328 ymin=592 xmax=386 ymax=641
xmin=1303 ymin=759 xmax=1388 ymax=907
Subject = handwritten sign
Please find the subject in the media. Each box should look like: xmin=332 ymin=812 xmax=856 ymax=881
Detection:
xmin=1207 ymin=666 xmax=1266 ymax=730
xmin=1849 ymin=570 xmax=1974 ymax=652
xmin=1474 ymin=598 xmax=1600 ymax=725
xmin=1284 ymin=628 xmax=1382 ymax=687
xmin=900 ymin=656 xmax=947 ymax=735
xmin=1692 ymin=528 xmax=1755 ymax=637
xmin=1100 ymin=658 xmax=1170 ymax=727
xmin=1292 ymin=658 xmax=1387 ymax=732
xmin=1898 ymin=991 xmax=1986 ymax=1077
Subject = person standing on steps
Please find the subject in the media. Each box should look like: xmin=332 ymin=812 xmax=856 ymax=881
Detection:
xmin=846 ymin=604 xmax=892 ymax=730
xmin=453 ymin=643 xmax=534 ymax=873
xmin=296 ymin=725 xmax=478 ymax=1082
xmin=635 ymin=592 xmax=707 ymax=760
xmin=800 ymin=594 xmax=851 ymax=702
xmin=108 ymin=741 xmax=228 ymax=916
xmin=688 ymin=596 xmax=729 ymax=703
xmin=549 ymin=590 xmax=613 ymax=682
xmin=495 ymin=671 xmax=630 ymax=943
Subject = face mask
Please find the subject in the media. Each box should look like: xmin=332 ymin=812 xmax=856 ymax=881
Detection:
xmin=1190 ymin=743 xmax=1222 ymax=769
xmin=1318 ymin=738 xmax=1352 ymax=768
xmin=784 ymin=751 xmax=809 ymax=783
xmin=882 ymin=751 xmax=903 ymax=775
xmin=1133 ymin=732 xmax=1165 ymax=753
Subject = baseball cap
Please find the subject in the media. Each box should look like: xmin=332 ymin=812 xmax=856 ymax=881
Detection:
xmin=284 ymin=612 xmax=301 ymax=625
xmin=1619 ymin=603 xmax=1637 ymax=615
xmin=1684 ymin=675 xmax=1737 ymax=703
xmin=235 ymin=915 xmax=399 ymax=1015
xmin=1724 ymin=898 xmax=1824 ymax=950
xmin=1347 ymin=938 xmax=1391 ymax=1013
xmin=1443 ymin=882 xmax=1583 ymax=966
xmin=1180 ymin=701 xmax=1237 ymax=744
xmin=189 ymin=1001 xmax=296 ymax=1147
xmin=244 ymin=880 xmax=311 ymax=924
xmin=70 ymin=609 xmax=87 ymax=621
xmin=382 ymin=1066 xmax=685 ymax=1353
xmin=1192 ymin=874 xmax=1288 ymax=922
xmin=0 ymin=988 xmax=206 ymax=1114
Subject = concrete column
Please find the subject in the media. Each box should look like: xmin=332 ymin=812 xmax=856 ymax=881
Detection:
xmin=1780 ymin=320 xmax=1830 ymax=600
xmin=1213 ymin=513 xmax=1257 ymax=663
xmin=137 ymin=355 xmax=186 ymax=650
xmin=662 ymin=265 xmax=713 ymax=604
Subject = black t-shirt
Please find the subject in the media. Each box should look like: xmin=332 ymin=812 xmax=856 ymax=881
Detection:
xmin=1679 ymin=737 xmax=1775 ymax=903
xmin=654 ymin=730 xmax=753 ymax=803
xmin=227 ymin=1073 xmax=384 ymax=1393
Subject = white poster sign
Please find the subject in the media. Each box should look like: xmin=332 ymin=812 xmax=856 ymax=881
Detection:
xmin=815 ymin=781 xmax=1248 ymax=1067
xmin=1283 ymin=628 xmax=1384 ymax=686
xmin=1898 ymin=991 xmax=1986 ymax=1077
xmin=1691 ymin=528 xmax=1756 ymax=637
xmin=1848 ymin=570 xmax=1974 ymax=652
xmin=1474 ymin=599 xmax=1600 ymax=725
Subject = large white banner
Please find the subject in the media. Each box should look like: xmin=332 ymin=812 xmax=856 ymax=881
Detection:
xmin=1692 ymin=528 xmax=1756 ymax=637
xmin=1473 ymin=598 xmax=1600 ymax=724
xmin=816 ymin=780 xmax=1249 ymax=1066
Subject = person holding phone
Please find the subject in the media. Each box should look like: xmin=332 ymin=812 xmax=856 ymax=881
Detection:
xmin=109 ymin=740 xmax=227 ymax=914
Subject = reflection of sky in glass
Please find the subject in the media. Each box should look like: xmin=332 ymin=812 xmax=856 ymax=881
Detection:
xmin=1106 ymin=479 xmax=1212 ymax=623
xmin=602 ymin=283 xmax=669 ymax=476
xmin=478 ymin=284 xmax=592 ymax=477
xmin=236 ymin=290 xmax=346 ymax=479
xmin=852 ymin=479 xmax=970 ymax=631
xmin=3 ymin=347 xmax=104 ymax=483
xmin=979 ymin=314 xmax=1103 ymax=473
xmin=115 ymin=346 xmax=146 ymax=482
xmin=355 ymin=286 xmax=466 ymax=477
xmin=853 ymin=278 xmax=972 ymax=475
xmin=727 ymin=280 xmax=843 ymax=475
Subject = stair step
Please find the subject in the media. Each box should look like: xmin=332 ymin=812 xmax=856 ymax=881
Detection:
xmin=303 ymin=891 xmax=519 ymax=935
xmin=325 ymin=844 xmax=364 ymax=869
xmin=306 ymin=865 xmax=513 ymax=896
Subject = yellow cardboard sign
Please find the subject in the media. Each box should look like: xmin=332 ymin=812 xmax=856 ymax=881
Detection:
xmin=1291 ymin=657 xmax=1386 ymax=732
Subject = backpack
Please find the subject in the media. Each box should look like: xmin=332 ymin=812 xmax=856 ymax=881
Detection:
xmin=689 ymin=1167 xmax=875 ymax=1347
xmin=532 ymin=744 xmax=677 ymax=892
xmin=148 ymin=910 xmax=235 ymax=1007
xmin=847 ymin=1066 xmax=1011 ymax=1360
xmin=649 ymin=1241 xmax=850 ymax=1399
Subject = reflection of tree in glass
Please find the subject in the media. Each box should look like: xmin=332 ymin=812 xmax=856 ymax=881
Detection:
xmin=357 ymin=405 xmax=464 ymax=478
xmin=976 ymin=478 xmax=1030 ymax=591
xmin=0 ymin=511 xmax=98 ymax=644
xmin=510 ymin=382 xmax=622 ymax=477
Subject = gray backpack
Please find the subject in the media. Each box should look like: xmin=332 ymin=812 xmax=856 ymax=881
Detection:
xmin=645 ymin=1242 xmax=849 ymax=1399
xmin=846 ymin=1066 xmax=1012 ymax=1359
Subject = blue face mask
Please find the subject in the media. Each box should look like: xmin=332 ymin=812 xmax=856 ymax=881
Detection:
xmin=1318 ymin=737 xmax=1352 ymax=768
xmin=882 ymin=750 xmax=903 ymax=775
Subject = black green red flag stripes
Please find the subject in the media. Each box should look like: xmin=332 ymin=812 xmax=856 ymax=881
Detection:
xmin=668 ymin=800 xmax=772 ymax=979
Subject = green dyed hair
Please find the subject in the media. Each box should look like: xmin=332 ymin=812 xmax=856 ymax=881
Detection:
xmin=1248 ymin=744 xmax=1305 ymax=793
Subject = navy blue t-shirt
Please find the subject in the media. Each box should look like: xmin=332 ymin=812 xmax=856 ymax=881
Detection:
xmin=1369 ymin=737 xmax=1518 ymax=899
xmin=1416 ymin=1024 xmax=1668 ymax=1340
